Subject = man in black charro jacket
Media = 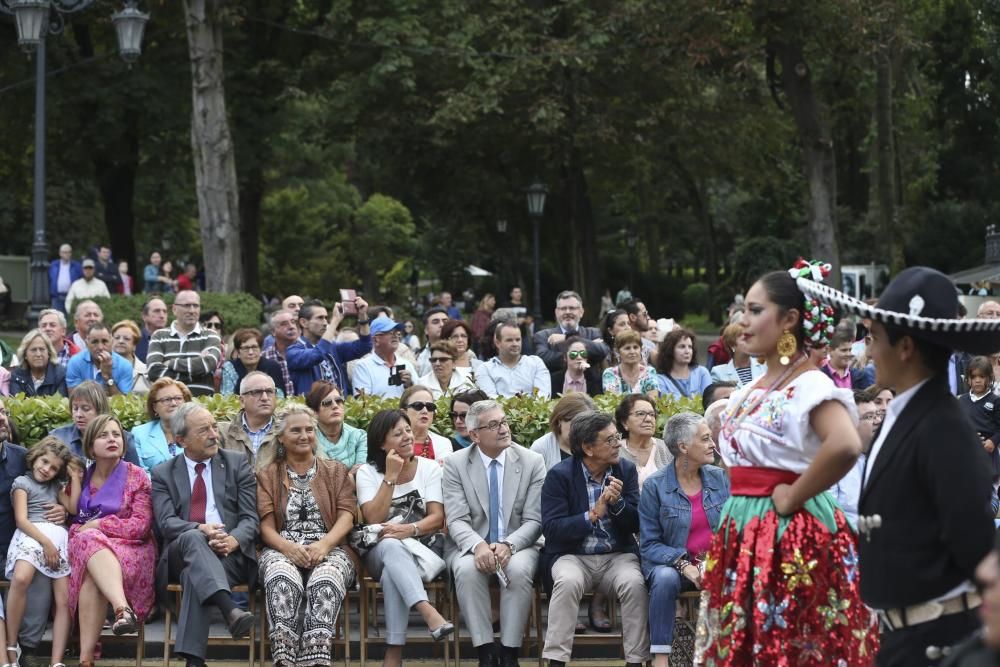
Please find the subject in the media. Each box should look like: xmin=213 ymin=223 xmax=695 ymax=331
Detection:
xmin=798 ymin=267 xmax=1000 ymax=666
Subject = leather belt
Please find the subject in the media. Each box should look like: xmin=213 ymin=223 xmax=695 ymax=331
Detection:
xmin=877 ymin=591 xmax=981 ymax=632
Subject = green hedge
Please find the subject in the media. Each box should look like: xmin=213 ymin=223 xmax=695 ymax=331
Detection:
xmin=89 ymin=292 xmax=264 ymax=333
xmin=4 ymin=392 xmax=702 ymax=448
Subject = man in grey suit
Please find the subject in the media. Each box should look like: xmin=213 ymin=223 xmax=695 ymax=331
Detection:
xmin=151 ymin=403 xmax=259 ymax=667
xmin=442 ymin=399 xmax=546 ymax=667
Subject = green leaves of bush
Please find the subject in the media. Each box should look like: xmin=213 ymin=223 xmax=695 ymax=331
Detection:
xmin=4 ymin=391 xmax=702 ymax=448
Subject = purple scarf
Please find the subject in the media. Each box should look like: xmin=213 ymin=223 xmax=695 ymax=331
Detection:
xmin=75 ymin=460 xmax=128 ymax=524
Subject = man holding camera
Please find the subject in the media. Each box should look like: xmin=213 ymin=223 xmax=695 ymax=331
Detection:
xmin=352 ymin=318 xmax=419 ymax=398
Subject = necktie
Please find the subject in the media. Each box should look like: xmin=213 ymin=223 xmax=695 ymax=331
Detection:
xmin=488 ymin=460 xmax=500 ymax=544
xmin=190 ymin=462 xmax=207 ymax=523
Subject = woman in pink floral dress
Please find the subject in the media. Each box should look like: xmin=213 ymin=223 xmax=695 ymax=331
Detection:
xmin=68 ymin=414 xmax=157 ymax=667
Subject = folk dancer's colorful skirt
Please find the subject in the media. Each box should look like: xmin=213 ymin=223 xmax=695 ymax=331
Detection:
xmin=695 ymin=467 xmax=879 ymax=666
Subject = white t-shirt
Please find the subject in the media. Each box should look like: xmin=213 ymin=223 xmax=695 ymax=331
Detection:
xmin=356 ymin=456 xmax=443 ymax=513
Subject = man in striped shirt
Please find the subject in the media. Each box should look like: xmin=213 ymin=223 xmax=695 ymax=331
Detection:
xmin=146 ymin=290 xmax=222 ymax=396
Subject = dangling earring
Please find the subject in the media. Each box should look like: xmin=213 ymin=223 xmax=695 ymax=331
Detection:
xmin=277 ymin=444 xmax=286 ymax=458
xmin=777 ymin=330 xmax=797 ymax=366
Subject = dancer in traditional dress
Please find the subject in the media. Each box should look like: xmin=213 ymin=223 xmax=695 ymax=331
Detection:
xmin=795 ymin=266 xmax=1000 ymax=666
xmin=697 ymin=260 xmax=878 ymax=665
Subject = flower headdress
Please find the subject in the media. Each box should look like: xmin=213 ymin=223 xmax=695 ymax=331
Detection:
xmin=788 ymin=258 xmax=837 ymax=349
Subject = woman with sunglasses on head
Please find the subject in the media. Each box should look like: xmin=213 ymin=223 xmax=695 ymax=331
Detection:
xmin=550 ymin=336 xmax=603 ymax=397
xmin=305 ymin=380 xmax=367 ymax=473
xmin=399 ymin=385 xmax=453 ymax=463
xmin=448 ymin=390 xmax=489 ymax=450
xmin=416 ymin=341 xmax=473 ymax=399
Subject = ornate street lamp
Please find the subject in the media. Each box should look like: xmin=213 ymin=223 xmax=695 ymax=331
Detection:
xmin=0 ymin=0 xmax=149 ymax=326
xmin=112 ymin=1 xmax=149 ymax=64
xmin=525 ymin=182 xmax=548 ymax=322
xmin=10 ymin=0 xmax=48 ymax=51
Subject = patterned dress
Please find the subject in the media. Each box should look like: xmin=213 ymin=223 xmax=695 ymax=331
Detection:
xmin=260 ymin=463 xmax=355 ymax=667
xmin=67 ymin=462 xmax=157 ymax=621
xmin=602 ymin=364 xmax=659 ymax=395
xmin=696 ymin=370 xmax=878 ymax=665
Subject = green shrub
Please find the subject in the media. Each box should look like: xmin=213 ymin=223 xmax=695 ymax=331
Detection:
xmin=682 ymin=282 xmax=710 ymax=316
xmin=90 ymin=292 xmax=263 ymax=333
xmin=4 ymin=390 xmax=703 ymax=448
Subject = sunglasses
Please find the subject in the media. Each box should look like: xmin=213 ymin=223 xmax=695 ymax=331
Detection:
xmin=450 ymin=411 xmax=468 ymax=421
xmin=568 ymin=350 xmax=588 ymax=360
xmin=203 ymin=321 xmax=222 ymax=330
xmin=430 ymin=357 xmax=453 ymax=364
xmin=320 ymin=397 xmax=346 ymax=408
xmin=405 ymin=401 xmax=437 ymax=413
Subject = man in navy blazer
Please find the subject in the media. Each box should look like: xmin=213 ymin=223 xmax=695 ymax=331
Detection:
xmin=48 ymin=244 xmax=82 ymax=314
xmin=539 ymin=411 xmax=648 ymax=667
xmin=532 ymin=291 xmax=609 ymax=373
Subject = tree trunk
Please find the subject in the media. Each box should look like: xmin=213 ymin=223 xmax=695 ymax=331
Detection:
xmin=239 ymin=165 xmax=263 ymax=296
xmin=184 ymin=0 xmax=243 ymax=292
xmin=875 ymin=47 xmax=905 ymax=274
xmin=95 ymin=156 xmax=137 ymax=288
xmin=773 ymin=40 xmax=842 ymax=287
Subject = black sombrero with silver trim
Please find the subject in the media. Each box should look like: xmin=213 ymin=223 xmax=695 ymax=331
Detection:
xmin=795 ymin=266 xmax=1000 ymax=355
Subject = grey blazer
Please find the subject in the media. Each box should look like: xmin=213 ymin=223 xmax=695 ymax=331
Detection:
xmin=150 ymin=448 xmax=260 ymax=592
xmin=441 ymin=444 xmax=546 ymax=560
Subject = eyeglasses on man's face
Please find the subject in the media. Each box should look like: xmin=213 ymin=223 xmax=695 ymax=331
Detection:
xmin=599 ymin=432 xmax=623 ymax=447
xmin=320 ymin=397 xmax=346 ymax=408
xmin=474 ymin=418 xmax=509 ymax=432
xmin=242 ymin=388 xmax=276 ymax=399
xmin=174 ymin=302 xmax=200 ymax=310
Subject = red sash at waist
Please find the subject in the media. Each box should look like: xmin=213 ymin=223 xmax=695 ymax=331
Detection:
xmin=729 ymin=467 xmax=800 ymax=497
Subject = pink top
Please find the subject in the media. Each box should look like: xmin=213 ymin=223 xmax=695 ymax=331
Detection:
xmin=823 ymin=362 xmax=852 ymax=389
xmin=686 ymin=490 xmax=712 ymax=559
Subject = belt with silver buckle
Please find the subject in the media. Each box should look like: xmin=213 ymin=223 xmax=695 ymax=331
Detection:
xmin=877 ymin=591 xmax=982 ymax=632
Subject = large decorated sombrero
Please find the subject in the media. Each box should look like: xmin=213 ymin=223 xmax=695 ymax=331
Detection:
xmin=796 ymin=265 xmax=1000 ymax=355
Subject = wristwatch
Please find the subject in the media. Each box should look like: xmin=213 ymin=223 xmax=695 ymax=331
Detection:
xmin=105 ymin=376 xmax=116 ymax=388
xmin=501 ymin=540 xmax=518 ymax=555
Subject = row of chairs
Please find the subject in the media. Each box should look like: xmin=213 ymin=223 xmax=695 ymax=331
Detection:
xmin=9 ymin=576 xmax=701 ymax=666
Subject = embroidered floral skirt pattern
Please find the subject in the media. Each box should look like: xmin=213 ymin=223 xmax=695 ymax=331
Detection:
xmin=696 ymin=494 xmax=878 ymax=666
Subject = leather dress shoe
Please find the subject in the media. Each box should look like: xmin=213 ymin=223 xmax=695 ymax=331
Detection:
xmin=227 ymin=608 xmax=256 ymax=639
xmin=500 ymin=653 xmax=520 ymax=667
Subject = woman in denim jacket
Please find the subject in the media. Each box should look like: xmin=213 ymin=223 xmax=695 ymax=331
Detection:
xmin=639 ymin=412 xmax=729 ymax=666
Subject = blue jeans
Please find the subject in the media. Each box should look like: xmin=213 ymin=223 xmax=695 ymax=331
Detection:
xmin=647 ymin=565 xmax=694 ymax=653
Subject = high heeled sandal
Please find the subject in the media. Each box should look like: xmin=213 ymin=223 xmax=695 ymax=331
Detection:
xmin=112 ymin=605 xmax=138 ymax=635
xmin=5 ymin=642 xmax=20 ymax=666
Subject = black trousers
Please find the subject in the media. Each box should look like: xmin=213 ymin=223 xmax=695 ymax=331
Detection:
xmin=876 ymin=608 xmax=980 ymax=667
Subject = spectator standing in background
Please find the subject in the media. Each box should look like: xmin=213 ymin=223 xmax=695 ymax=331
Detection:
xmin=48 ymin=244 xmax=81 ymax=314
xmin=93 ymin=245 xmax=121 ymax=293
xmin=136 ymin=297 xmax=168 ymax=363
xmin=64 ymin=260 xmax=110 ymax=317
xmin=176 ymin=263 xmax=198 ymax=292
xmin=143 ymin=251 xmax=163 ymax=293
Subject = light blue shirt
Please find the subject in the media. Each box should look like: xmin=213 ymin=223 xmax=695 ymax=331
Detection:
xmin=132 ymin=419 xmax=178 ymax=472
xmin=352 ymin=353 xmax=419 ymax=399
xmin=656 ymin=365 xmax=712 ymax=400
xmin=476 ymin=355 xmax=552 ymax=399
xmin=65 ymin=349 xmax=135 ymax=393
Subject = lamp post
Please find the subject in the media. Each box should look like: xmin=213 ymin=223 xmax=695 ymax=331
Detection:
xmin=525 ymin=183 xmax=547 ymax=322
xmin=0 ymin=0 xmax=149 ymax=327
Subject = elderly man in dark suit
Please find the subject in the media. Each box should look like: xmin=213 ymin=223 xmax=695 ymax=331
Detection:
xmin=539 ymin=411 xmax=648 ymax=667
xmin=151 ymin=403 xmax=259 ymax=667
xmin=798 ymin=267 xmax=1000 ymax=666
xmin=532 ymin=291 xmax=609 ymax=373
xmin=442 ymin=399 xmax=546 ymax=667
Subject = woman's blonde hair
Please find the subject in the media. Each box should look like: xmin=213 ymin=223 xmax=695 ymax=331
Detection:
xmin=16 ymin=329 xmax=57 ymax=368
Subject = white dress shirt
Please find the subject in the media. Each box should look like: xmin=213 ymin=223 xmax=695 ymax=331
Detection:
xmin=184 ymin=454 xmax=223 ymax=525
xmin=863 ymin=379 xmax=928 ymax=488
